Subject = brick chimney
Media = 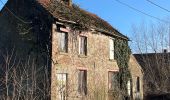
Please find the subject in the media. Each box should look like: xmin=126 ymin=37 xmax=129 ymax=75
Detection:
xmin=163 ymin=49 xmax=168 ymax=53
xmin=39 ymin=0 xmax=72 ymax=7
xmin=68 ymin=0 xmax=72 ymax=7
xmin=38 ymin=0 xmax=50 ymax=6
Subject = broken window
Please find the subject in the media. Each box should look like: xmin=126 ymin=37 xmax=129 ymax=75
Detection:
xmin=108 ymin=71 xmax=118 ymax=90
xmin=136 ymin=77 xmax=140 ymax=92
xmin=58 ymin=32 xmax=68 ymax=53
xmin=109 ymin=38 xmax=114 ymax=60
xmin=78 ymin=70 xmax=87 ymax=95
xmin=79 ymin=36 xmax=87 ymax=55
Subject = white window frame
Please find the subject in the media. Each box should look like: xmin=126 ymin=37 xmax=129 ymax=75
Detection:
xmin=79 ymin=36 xmax=87 ymax=55
xmin=127 ymin=80 xmax=131 ymax=96
xmin=57 ymin=73 xmax=68 ymax=100
xmin=109 ymin=38 xmax=115 ymax=60
xmin=58 ymin=32 xmax=68 ymax=53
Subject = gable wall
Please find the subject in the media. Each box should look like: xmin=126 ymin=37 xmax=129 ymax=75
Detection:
xmin=128 ymin=55 xmax=143 ymax=100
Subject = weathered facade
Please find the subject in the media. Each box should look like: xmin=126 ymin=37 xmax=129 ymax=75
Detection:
xmin=0 ymin=0 xmax=131 ymax=100
xmin=128 ymin=55 xmax=144 ymax=100
xmin=51 ymin=24 xmax=121 ymax=100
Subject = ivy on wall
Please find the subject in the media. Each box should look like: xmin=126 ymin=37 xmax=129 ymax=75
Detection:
xmin=114 ymin=38 xmax=131 ymax=98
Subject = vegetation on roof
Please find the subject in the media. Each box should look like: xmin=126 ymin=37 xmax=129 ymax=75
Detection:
xmin=40 ymin=0 xmax=127 ymax=39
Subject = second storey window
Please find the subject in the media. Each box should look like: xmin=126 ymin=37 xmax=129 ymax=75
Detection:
xmin=57 ymin=73 xmax=68 ymax=100
xmin=58 ymin=32 xmax=68 ymax=53
xmin=79 ymin=36 xmax=87 ymax=55
xmin=109 ymin=38 xmax=114 ymax=60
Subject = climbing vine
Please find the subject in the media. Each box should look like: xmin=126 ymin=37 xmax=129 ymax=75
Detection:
xmin=114 ymin=38 xmax=131 ymax=98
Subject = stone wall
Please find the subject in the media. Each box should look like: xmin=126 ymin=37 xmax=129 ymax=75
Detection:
xmin=0 ymin=0 xmax=129 ymax=99
xmin=128 ymin=55 xmax=144 ymax=100
xmin=51 ymin=24 xmax=119 ymax=100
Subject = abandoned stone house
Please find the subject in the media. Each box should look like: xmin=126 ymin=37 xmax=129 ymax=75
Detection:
xmin=0 ymin=0 xmax=141 ymax=100
xmin=128 ymin=55 xmax=143 ymax=100
xmin=134 ymin=53 xmax=170 ymax=100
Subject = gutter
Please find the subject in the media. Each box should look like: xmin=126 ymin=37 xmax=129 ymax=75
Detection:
xmin=57 ymin=18 xmax=129 ymax=40
xmin=92 ymin=27 xmax=129 ymax=41
xmin=58 ymin=18 xmax=76 ymax=24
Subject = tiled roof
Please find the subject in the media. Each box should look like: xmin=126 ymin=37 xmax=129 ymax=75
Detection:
xmin=37 ymin=0 xmax=128 ymax=40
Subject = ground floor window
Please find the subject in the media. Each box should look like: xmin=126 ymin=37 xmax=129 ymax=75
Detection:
xmin=108 ymin=71 xmax=118 ymax=90
xmin=57 ymin=73 xmax=68 ymax=100
xmin=78 ymin=70 xmax=87 ymax=95
xmin=127 ymin=80 xmax=131 ymax=96
xmin=136 ymin=77 xmax=140 ymax=92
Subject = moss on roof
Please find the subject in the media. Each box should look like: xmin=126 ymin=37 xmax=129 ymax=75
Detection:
xmin=38 ymin=0 xmax=128 ymax=40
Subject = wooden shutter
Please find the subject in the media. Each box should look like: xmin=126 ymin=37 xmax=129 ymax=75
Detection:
xmin=83 ymin=70 xmax=87 ymax=95
xmin=109 ymin=39 xmax=114 ymax=59
xmin=78 ymin=71 xmax=83 ymax=93
xmin=78 ymin=70 xmax=87 ymax=95
xmin=84 ymin=37 xmax=87 ymax=55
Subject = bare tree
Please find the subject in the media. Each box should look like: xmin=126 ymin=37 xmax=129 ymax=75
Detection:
xmin=0 ymin=49 xmax=51 ymax=100
xmin=131 ymin=19 xmax=170 ymax=99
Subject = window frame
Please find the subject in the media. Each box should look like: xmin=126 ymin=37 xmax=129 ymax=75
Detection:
xmin=109 ymin=38 xmax=115 ymax=60
xmin=78 ymin=70 xmax=87 ymax=95
xmin=58 ymin=32 xmax=68 ymax=53
xmin=56 ymin=73 xmax=68 ymax=100
xmin=79 ymin=36 xmax=87 ymax=56
xmin=136 ymin=77 xmax=140 ymax=92
xmin=108 ymin=71 xmax=118 ymax=91
xmin=127 ymin=80 xmax=131 ymax=96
